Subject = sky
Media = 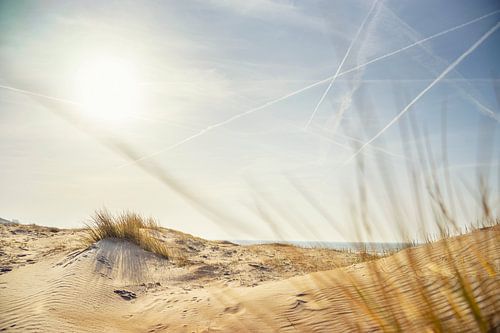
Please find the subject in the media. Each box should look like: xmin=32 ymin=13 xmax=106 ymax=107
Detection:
xmin=0 ymin=0 xmax=499 ymax=242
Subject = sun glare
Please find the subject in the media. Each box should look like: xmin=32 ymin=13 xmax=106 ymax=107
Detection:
xmin=74 ymin=57 xmax=141 ymax=122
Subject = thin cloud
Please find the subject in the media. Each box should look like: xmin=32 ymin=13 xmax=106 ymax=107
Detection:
xmin=201 ymin=0 xmax=326 ymax=32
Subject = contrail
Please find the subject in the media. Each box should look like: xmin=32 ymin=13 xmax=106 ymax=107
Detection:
xmin=1 ymin=86 xmax=257 ymax=236
xmin=307 ymin=125 xmax=406 ymax=161
xmin=0 ymin=84 xmax=205 ymax=127
xmin=303 ymin=0 xmax=379 ymax=130
xmin=382 ymin=5 xmax=500 ymax=124
xmin=117 ymin=83 xmax=333 ymax=167
xmin=466 ymin=94 xmax=500 ymax=122
xmin=1 ymin=10 xmax=497 ymax=167
xmin=117 ymin=10 xmax=499 ymax=168
xmin=342 ymin=22 xmax=500 ymax=166
xmin=335 ymin=10 xmax=499 ymax=78
xmin=0 ymin=84 xmax=79 ymax=106
xmin=336 ymin=132 xmax=406 ymax=160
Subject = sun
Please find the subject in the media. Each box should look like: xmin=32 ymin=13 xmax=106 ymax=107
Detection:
xmin=74 ymin=57 xmax=141 ymax=122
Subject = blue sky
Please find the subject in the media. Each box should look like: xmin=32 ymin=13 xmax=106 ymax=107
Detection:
xmin=0 ymin=0 xmax=499 ymax=241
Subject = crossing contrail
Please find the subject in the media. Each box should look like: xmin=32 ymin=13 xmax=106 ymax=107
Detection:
xmin=1 ymin=10 xmax=497 ymax=168
xmin=381 ymin=5 xmax=500 ymax=124
xmin=307 ymin=125 xmax=406 ymax=161
xmin=116 ymin=10 xmax=499 ymax=168
xmin=342 ymin=22 xmax=500 ymax=166
xmin=336 ymin=132 xmax=406 ymax=160
xmin=333 ymin=10 xmax=499 ymax=79
xmin=303 ymin=0 xmax=379 ymax=130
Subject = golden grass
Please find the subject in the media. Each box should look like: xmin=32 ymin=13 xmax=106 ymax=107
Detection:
xmin=340 ymin=112 xmax=500 ymax=331
xmin=352 ymin=226 xmax=498 ymax=332
xmin=342 ymin=166 xmax=500 ymax=331
xmin=84 ymin=210 xmax=173 ymax=259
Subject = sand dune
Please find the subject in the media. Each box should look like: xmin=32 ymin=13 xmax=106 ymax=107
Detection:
xmin=0 ymin=224 xmax=498 ymax=332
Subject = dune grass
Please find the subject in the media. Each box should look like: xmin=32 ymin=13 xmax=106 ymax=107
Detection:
xmin=84 ymin=210 xmax=174 ymax=259
xmin=333 ymin=94 xmax=500 ymax=331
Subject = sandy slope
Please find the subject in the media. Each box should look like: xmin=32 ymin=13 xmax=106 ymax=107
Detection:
xmin=0 ymin=224 xmax=498 ymax=332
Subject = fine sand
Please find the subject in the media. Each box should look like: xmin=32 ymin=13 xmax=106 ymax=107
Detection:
xmin=0 ymin=223 xmax=498 ymax=332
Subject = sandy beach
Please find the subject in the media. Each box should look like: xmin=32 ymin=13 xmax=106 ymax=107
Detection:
xmin=1 ymin=222 xmax=498 ymax=332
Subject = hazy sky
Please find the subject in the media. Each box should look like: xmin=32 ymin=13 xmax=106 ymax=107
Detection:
xmin=1 ymin=0 xmax=499 ymax=241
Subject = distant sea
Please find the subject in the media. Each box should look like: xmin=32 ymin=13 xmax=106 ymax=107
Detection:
xmin=231 ymin=240 xmax=417 ymax=253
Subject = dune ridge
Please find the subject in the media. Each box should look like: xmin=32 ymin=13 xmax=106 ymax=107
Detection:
xmin=0 ymin=223 xmax=498 ymax=332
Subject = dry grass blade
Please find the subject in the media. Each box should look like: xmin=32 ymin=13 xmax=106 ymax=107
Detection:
xmin=84 ymin=209 xmax=173 ymax=259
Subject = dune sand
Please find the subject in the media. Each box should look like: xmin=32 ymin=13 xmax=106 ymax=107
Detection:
xmin=0 ymin=223 xmax=498 ymax=332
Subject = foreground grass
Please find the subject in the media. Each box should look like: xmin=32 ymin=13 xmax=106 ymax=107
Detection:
xmin=84 ymin=210 xmax=174 ymax=259
xmin=353 ymin=224 xmax=498 ymax=332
